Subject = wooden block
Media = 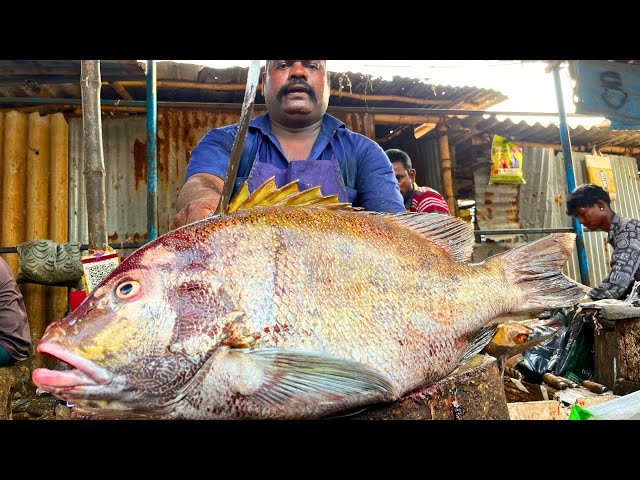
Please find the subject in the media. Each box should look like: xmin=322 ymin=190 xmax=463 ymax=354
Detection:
xmin=599 ymin=306 xmax=640 ymax=320
xmin=593 ymin=315 xmax=640 ymax=388
xmin=613 ymin=378 xmax=640 ymax=396
xmin=350 ymin=354 xmax=509 ymax=420
xmin=507 ymin=400 xmax=566 ymax=420
xmin=575 ymin=392 xmax=618 ymax=409
xmin=617 ymin=317 xmax=640 ymax=382
xmin=593 ymin=326 xmax=619 ymax=390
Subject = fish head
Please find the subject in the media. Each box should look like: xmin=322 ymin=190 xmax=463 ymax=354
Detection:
xmin=32 ymin=234 xmax=238 ymax=418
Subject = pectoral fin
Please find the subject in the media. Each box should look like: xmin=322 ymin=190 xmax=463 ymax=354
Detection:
xmin=225 ymin=348 xmax=397 ymax=409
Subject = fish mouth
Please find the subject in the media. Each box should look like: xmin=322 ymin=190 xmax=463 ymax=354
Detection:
xmin=32 ymin=342 xmax=113 ymax=395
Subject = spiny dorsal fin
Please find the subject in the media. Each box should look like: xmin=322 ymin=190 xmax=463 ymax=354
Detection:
xmin=376 ymin=212 xmax=475 ymax=262
xmin=225 ymin=176 xmax=360 ymax=214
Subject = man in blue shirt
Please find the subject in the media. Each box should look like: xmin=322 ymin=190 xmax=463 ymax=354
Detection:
xmin=173 ymin=60 xmax=405 ymax=227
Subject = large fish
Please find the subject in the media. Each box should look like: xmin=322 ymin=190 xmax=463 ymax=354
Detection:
xmin=32 ymin=179 xmax=583 ymax=419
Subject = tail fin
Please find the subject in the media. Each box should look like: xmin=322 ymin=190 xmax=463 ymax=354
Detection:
xmin=485 ymin=233 xmax=583 ymax=312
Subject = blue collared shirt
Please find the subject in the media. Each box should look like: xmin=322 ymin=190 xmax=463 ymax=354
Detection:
xmin=186 ymin=113 xmax=405 ymax=213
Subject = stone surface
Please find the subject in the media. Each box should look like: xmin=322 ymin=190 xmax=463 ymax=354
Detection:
xmin=0 ymin=362 xmax=31 ymax=420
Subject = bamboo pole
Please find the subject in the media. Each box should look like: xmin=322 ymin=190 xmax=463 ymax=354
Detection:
xmin=363 ymin=113 xmax=376 ymax=140
xmin=0 ymin=112 xmax=27 ymax=275
xmin=81 ymin=61 xmax=108 ymax=251
xmin=437 ymin=123 xmax=456 ymax=215
xmin=374 ymin=114 xmax=443 ymax=125
xmin=50 ymin=113 xmax=69 ymax=327
xmin=24 ymin=112 xmax=50 ymax=366
xmin=110 ymin=81 xmax=133 ymax=100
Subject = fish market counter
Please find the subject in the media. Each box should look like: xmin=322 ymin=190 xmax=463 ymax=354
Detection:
xmin=591 ymin=305 xmax=640 ymax=395
xmin=350 ymin=354 xmax=509 ymax=420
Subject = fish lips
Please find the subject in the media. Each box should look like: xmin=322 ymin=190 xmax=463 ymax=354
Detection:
xmin=32 ymin=342 xmax=113 ymax=394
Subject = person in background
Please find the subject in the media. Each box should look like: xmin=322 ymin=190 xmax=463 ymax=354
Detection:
xmin=566 ymin=183 xmax=640 ymax=300
xmin=173 ymin=60 xmax=405 ymax=227
xmin=0 ymin=257 xmax=31 ymax=367
xmin=385 ymin=148 xmax=450 ymax=214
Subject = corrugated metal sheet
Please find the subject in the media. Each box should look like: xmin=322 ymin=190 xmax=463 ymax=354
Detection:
xmin=69 ymin=107 xmax=375 ymax=244
xmin=415 ymin=138 xmax=444 ymax=194
xmin=473 ymin=165 xmax=523 ymax=242
xmin=448 ymin=115 xmax=640 ymax=150
xmin=69 ymin=108 xmax=256 ymax=244
xmin=0 ymin=60 xmax=146 ymax=100
xmin=0 ymin=111 xmax=69 ymax=357
xmin=568 ymin=152 xmax=640 ymax=286
xmin=0 ymin=61 xmax=507 ymax=112
xmin=518 ymin=147 xmax=568 ymax=238
xmin=512 ymin=148 xmax=640 ymax=287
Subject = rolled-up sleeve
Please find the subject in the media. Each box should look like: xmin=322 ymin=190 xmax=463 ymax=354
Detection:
xmin=589 ymin=220 xmax=640 ymax=300
xmin=185 ymin=126 xmax=238 ymax=181
xmin=355 ymin=140 xmax=405 ymax=213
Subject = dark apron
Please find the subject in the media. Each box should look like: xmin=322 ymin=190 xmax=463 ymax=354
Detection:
xmin=246 ymin=136 xmax=349 ymax=203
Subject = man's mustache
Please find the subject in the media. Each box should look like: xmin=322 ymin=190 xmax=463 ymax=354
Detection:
xmin=277 ymin=79 xmax=317 ymax=103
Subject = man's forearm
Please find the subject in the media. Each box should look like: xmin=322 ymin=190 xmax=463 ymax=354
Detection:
xmin=176 ymin=173 xmax=223 ymax=212
xmin=173 ymin=173 xmax=226 ymax=228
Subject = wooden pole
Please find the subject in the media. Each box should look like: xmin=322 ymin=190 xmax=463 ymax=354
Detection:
xmin=81 ymin=61 xmax=108 ymax=251
xmin=50 ymin=113 xmax=69 ymax=327
xmin=375 ymin=114 xmax=443 ymax=124
xmin=24 ymin=112 xmax=51 ymax=366
xmin=0 ymin=112 xmax=27 ymax=275
xmin=437 ymin=123 xmax=456 ymax=215
xmin=363 ymin=113 xmax=376 ymax=140
xmin=108 ymin=80 xmax=488 ymax=109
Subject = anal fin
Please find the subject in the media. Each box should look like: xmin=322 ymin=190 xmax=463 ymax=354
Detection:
xmin=462 ymin=325 xmax=500 ymax=363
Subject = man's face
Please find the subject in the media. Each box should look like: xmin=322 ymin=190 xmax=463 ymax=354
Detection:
xmin=263 ymin=60 xmax=330 ymax=128
xmin=573 ymin=201 xmax=608 ymax=231
xmin=392 ymin=162 xmax=415 ymax=201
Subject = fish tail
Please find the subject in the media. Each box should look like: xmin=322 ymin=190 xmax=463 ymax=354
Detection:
xmin=487 ymin=233 xmax=583 ymax=312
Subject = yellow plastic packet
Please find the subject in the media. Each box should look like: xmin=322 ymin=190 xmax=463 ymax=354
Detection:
xmin=489 ymin=134 xmax=526 ymax=185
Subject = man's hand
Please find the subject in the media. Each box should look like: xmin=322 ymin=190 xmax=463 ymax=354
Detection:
xmin=578 ymin=295 xmax=593 ymax=304
xmin=172 ymin=198 xmax=217 ymax=229
xmin=172 ymin=173 xmax=224 ymax=229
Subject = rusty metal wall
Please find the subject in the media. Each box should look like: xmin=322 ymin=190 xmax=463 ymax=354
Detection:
xmin=0 ymin=111 xmax=69 ymax=366
xmin=567 ymin=152 xmax=640 ymax=287
xmin=473 ymin=163 xmax=523 ymax=242
xmin=68 ymin=108 xmax=241 ymax=244
xmin=68 ymin=108 xmax=372 ymax=244
xmin=515 ymin=148 xmax=640 ymax=288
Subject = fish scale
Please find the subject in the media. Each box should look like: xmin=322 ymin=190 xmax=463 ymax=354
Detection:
xmin=32 ymin=181 xmax=583 ymax=419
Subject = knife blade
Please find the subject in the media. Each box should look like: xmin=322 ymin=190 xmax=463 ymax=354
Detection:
xmin=215 ymin=59 xmax=262 ymax=214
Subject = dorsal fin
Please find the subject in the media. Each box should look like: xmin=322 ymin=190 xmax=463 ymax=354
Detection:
xmin=225 ymin=176 xmax=360 ymax=214
xmin=379 ymin=212 xmax=475 ymax=262
xmin=223 ymin=179 xmax=473 ymax=262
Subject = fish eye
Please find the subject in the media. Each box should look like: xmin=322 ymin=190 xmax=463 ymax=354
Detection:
xmin=116 ymin=280 xmax=142 ymax=301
